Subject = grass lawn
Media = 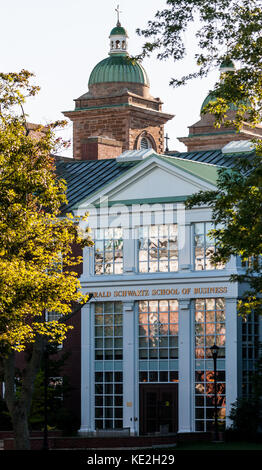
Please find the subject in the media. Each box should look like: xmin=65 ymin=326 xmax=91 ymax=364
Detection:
xmin=176 ymin=441 xmax=262 ymax=450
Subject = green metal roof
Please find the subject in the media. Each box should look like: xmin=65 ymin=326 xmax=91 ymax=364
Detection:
xmin=56 ymin=149 xmax=255 ymax=213
xmin=158 ymin=155 xmax=219 ymax=186
xmin=88 ymin=55 xmax=149 ymax=86
xmin=56 ymin=158 xmax=137 ymax=213
xmin=110 ymin=25 xmax=127 ymax=36
xmin=167 ymin=148 xmax=255 ymax=166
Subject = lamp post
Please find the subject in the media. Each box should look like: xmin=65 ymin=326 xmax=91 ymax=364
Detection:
xmin=210 ymin=343 xmax=219 ymax=441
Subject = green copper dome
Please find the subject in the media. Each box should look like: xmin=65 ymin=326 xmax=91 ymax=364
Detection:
xmin=88 ymin=55 xmax=150 ymax=87
xmin=110 ymin=25 xmax=128 ymax=36
xmin=201 ymin=58 xmax=237 ymax=113
xmin=200 ymin=92 xmax=238 ymax=113
xmin=220 ymin=58 xmax=235 ymax=70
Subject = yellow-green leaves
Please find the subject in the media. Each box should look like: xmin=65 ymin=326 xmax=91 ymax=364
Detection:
xmin=0 ymin=71 xmax=93 ymax=352
xmin=137 ymin=0 xmax=262 ymax=133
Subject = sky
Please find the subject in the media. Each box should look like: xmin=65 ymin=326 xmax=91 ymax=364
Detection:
xmin=1 ymin=0 xmax=221 ymax=155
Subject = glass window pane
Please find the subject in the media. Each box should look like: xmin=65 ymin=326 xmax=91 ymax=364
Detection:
xmin=195 ymin=223 xmax=204 ymax=235
xmin=95 ymin=303 xmax=103 ymax=314
xmin=138 ymin=225 xmax=178 ymax=272
xmin=105 ymin=315 xmax=113 ymax=325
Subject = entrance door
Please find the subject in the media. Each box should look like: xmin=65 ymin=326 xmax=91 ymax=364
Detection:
xmin=139 ymin=384 xmax=178 ymax=435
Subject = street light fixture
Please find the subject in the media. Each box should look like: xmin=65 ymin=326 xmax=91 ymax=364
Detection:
xmin=210 ymin=343 xmax=220 ymax=441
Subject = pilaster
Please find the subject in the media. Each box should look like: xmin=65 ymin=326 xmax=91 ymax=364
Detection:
xmin=178 ymin=299 xmax=193 ymax=432
xmin=225 ymin=297 xmax=241 ymax=427
xmin=79 ymin=302 xmax=94 ymax=435
xmin=122 ymin=301 xmax=138 ymax=435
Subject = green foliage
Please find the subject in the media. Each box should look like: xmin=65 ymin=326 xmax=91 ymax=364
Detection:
xmin=187 ymin=150 xmax=262 ymax=315
xmin=0 ymin=70 xmax=93 ymax=448
xmin=229 ymin=399 xmax=260 ymax=435
xmin=229 ymin=351 xmax=262 ymax=434
xmin=29 ymin=348 xmax=78 ymax=434
xmin=0 ymin=70 xmax=93 ymax=353
xmin=137 ymin=0 xmax=262 ymax=131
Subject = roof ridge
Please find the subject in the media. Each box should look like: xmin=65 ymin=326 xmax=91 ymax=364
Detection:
xmin=159 ymin=153 xmax=223 ymax=169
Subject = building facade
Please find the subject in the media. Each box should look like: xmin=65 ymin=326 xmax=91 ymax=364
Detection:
xmin=57 ymin=20 xmax=262 ymax=436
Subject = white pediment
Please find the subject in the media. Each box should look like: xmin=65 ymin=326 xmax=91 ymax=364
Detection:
xmin=110 ymin=165 xmax=205 ymax=201
xmin=77 ymin=156 xmax=217 ymax=210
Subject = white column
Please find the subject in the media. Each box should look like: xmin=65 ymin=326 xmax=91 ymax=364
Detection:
xmin=122 ymin=301 xmax=138 ymax=435
xmin=79 ymin=302 xmax=95 ymax=435
xmin=225 ymin=297 xmax=241 ymax=427
xmin=178 ymin=299 xmax=193 ymax=432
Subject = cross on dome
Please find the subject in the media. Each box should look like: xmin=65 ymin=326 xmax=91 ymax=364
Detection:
xmin=115 ymin=4 xmax=122 ymax=26
xmin=109 ymin=7 xmax=128 ymax=55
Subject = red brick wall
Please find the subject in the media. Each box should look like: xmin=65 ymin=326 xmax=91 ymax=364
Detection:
xmin=64 ymin=87 xmax=172 ymax=160
xmin=66 ymin=107 xmax=167 ymax=159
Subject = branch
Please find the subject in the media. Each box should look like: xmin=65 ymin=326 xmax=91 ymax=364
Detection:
xmin=58 ymin=294 xmax=94 ymax=324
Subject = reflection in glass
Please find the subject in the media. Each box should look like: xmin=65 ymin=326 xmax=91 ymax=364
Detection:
xmin=139 ymin=300 xmax=179 ymax=362
xmin=94 ymin=227 xmax=123 ymax=275
xmin=194 ymin=298 xmax=226 ymax=432
xmin=194 ymin=222 xmax=225 ymax=271
xmin=94 ymin=302 xmax=123 ymax=361
xmin=138 ymin=224 xmax=178 ymax=273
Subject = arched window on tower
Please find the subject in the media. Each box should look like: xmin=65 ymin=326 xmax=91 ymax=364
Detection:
xmin=140 ymin=137 xmax=152 ymax=150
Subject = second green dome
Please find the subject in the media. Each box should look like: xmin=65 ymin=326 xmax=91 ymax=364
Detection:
xmin=201 ymin=92 xmax=238 ymax=113
xmin=88 ymin=55 xmax=150 ymax=87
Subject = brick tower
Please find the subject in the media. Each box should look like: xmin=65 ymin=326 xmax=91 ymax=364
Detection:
xmin=179 ymin=60 xmax=262 ymax=152
xmin=63 ymin=19 xmax=173 ymax=160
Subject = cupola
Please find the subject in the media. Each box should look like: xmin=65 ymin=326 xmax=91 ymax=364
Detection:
xmin=63 ymin=9 xmax=174 ymax=160
xmin=109 ymin=22 xmax=128 ymax=55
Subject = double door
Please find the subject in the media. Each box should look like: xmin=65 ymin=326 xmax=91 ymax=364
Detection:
xmin=139 ymin=384 xmax=178 ymax=435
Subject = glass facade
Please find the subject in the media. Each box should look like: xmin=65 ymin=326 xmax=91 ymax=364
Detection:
xmin=95 ymin=371 xmax=123 ymax=429
xmin=194 ymin=298 xmax=226 ymax=431
xmin=85 ymin=220 xmax=258 ymax=433
xmin=242 ymin=312 xmax=260 ymax=397
xmin=94 ymin=302 xmax=123 ymax=360
xmin=94 ymin=302 xmax=123 ymax=429
xmin=93 ymin=222 xmax=228 ymax=275
xmin=87 ymin=294 xmax=257 ymax=433
xmin=94 ymin=228 xmax=123 ymax=275
xmin=138 ymin=224 xmax=178 ymax=273
xmin=193 ymin=222 xmax=224 ymax=271
xmin=138 ymin=300 xmax=179 ymax=383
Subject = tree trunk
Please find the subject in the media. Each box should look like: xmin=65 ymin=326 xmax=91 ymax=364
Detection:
xmin=12 ymin=407 xmax=31 ymax=450
xmin=2 ymin=335 xmax=45 ymax=450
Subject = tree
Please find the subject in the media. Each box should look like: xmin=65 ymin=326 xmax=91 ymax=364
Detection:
xmin=138 ymin=0 xmax=262 ymax=316
xmin=0 ymin=70 xmax=93 ymax=449
xmin=228 ymin=345 xmax=262 ymax=436
xmin=137 ymin=0 xmax=262 ymax=131
xmin=29 ymin=347 xmax=78 ymax=435
xmin=186 ymin=153 xmax=262 ymax=316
